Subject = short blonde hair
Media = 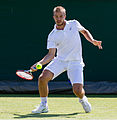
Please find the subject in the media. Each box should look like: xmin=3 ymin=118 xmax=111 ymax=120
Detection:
xmin=53 ymin=6 xmax=66 ymax=15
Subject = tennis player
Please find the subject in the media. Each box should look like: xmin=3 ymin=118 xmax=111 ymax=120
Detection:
xmin=31 ymin=6 xmax=102 ymax=113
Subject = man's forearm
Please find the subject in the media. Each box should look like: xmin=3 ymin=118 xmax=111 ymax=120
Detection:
xmin=81 ymin=29 xmax=95 ymax=43
xmin=80 ymin=29 xmax=102 ymax=49
xmin=37 ymin=54 xmax=54 ymax=65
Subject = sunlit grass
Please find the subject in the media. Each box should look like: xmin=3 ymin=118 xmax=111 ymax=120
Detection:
xmin=0 ymin=94 xmax=117 ymax=120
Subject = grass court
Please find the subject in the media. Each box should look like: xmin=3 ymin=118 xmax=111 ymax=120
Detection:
xmin=0 ymin=94 xmax=117 ymax=120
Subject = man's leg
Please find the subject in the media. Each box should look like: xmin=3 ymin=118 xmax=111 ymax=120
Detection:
xmin=39 ymin=70 xmax=54 ymax=97
xmin=72 ymin=83 xmax=85 ymax=99
xmin=72 ymin=83 xmax=91 ymax=113
xmin=67 ymin=61 xmax=91 ymax=113
xmin=32 ymin=70 xmax=54 ymax=113
xmin=32 ymin=59 xmax=67 ymax=113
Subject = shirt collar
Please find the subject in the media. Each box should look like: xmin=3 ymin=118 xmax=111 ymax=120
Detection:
xmin=54 ymin=20 xmax=68 ymax=31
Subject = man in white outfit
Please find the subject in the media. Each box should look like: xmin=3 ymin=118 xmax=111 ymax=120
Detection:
xmin=31 ymin=6 xmax=102 ymax=113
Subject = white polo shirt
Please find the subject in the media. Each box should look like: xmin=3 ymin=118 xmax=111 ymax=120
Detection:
xmin=47 ymin=20 xmax=85 ymax=62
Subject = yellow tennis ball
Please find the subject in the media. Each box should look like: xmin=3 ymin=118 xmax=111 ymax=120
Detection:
xmin=36 ymin=63 xmax=42 ymax=69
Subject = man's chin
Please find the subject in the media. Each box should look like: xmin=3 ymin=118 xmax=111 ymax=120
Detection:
xmin=56 ymin=22 xmax=64 ymax=26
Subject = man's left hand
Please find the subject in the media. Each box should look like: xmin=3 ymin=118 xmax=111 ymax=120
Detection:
xmin=92 ymin=40 xmax=103 ymax=49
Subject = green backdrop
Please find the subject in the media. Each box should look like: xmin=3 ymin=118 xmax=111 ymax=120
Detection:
xmin=0 ymin=0 xmax=117 ymax=82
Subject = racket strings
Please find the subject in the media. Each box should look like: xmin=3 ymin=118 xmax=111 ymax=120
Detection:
xmin=16 ymin=71 xmax=33 ymax=80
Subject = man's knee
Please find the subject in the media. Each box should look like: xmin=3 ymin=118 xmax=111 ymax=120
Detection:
xmin=73 ymin=83 xmax=83 ymax=95
xmin=38 ymin=70 xmax=54 ymax=83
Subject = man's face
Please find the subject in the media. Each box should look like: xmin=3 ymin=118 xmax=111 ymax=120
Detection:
xmin=53 ymin=11 xmax=66 ymax=26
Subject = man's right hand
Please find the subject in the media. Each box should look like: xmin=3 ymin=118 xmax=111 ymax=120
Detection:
xmin=30 ymin=63 xmax=38 ymax=72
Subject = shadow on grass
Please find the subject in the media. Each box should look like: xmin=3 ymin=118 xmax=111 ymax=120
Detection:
xmin=1 ymin=94 xmax=117 ymax=98
xmin=14 ymin=112 xmax=84 ymax=119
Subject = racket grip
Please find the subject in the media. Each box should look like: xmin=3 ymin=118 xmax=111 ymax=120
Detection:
xmin=29 ymin=66 xmax=37 ymax=72
xmin=33 ymin=67 xmax=37 ymax=70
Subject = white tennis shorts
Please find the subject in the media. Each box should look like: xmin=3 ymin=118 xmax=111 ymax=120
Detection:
xmin=44 ymin=58 xmax=85 ymax=85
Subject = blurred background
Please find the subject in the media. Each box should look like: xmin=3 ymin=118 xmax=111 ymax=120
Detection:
xmin=0 ymin=0 xmax=117 ymax=94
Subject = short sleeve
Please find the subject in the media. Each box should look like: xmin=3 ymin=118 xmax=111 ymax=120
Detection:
xmin=47 ymin=34 xmax=56 ymax=49
xmin=74 ymin=20 xmax=85 ymax=31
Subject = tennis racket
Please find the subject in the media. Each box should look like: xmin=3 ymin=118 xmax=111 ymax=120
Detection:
xmin=16 ymin=69 xmax=34 ymax=80
xmin=16 ymin=63 xmax=42 ymax=80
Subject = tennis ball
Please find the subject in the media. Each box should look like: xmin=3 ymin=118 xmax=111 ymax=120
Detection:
xmin=36 ymin=63 xmax=42 ymax=69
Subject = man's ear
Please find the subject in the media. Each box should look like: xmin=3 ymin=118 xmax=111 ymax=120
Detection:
xmin=53 ymin=16 xmax=55 ymax=20
xmin=65 ymin=15 xmax=66 ymax=19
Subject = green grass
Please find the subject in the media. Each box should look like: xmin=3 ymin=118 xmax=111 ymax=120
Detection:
xmin=0 ymin=94 xmax=117 ymax=120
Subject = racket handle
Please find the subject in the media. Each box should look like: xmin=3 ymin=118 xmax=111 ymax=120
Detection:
xmin=33 ymin=66 xmax=37 ymax=70
xmin=24 ymin=69 xmax=34 ymax=73
xmin=29 ymin=69 xmax=33 ymax=72
xmin=29 ymin=66 xmax=37 ymax=72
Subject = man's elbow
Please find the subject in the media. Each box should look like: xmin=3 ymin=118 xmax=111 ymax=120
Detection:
xmin=80 ymin=29 xmax=88 ymax=35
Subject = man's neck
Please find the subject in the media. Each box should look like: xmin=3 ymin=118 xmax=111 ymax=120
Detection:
xmin=56 ymin=21 xmax=66 ymax=30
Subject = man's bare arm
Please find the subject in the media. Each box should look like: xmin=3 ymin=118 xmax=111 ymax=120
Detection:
xmin=38 ymin=48 xmax=56 ymax=65
xmin=80 ymin=29 xmax=102 ymax=49
xmin=31 ymin=48 xmax=56 ymax=71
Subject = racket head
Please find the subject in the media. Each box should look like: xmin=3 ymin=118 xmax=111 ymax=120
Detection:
xmin=16 ymin=70 xmax=33 ymax=80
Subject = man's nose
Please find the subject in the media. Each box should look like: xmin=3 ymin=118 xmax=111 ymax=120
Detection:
xmin=57 ymin=17 xmax=61 ymax=20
